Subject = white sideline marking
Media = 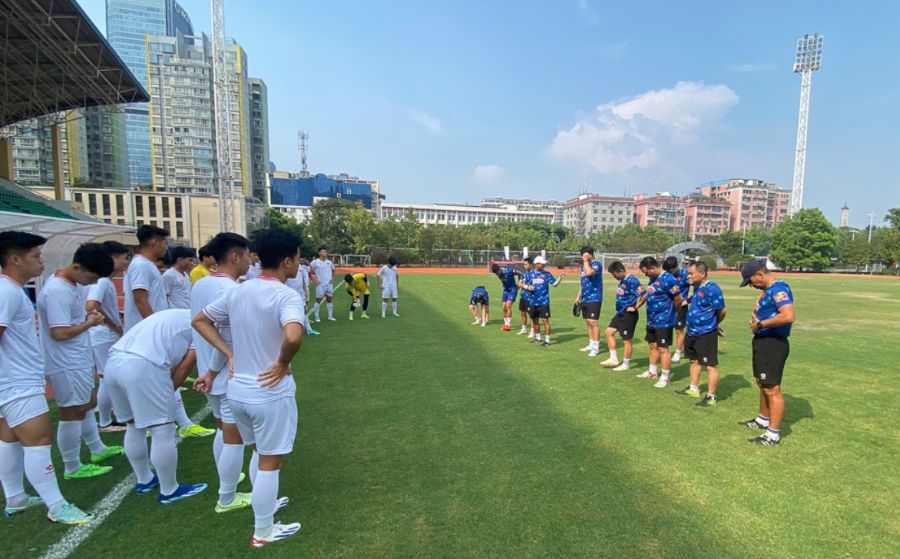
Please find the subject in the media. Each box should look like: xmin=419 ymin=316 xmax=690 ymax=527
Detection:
xmin=40 ymin=406 xmax=212 ymax=559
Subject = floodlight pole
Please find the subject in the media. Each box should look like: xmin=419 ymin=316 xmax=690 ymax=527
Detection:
xmin=212 ymin=0 xmax=236 ymax=232
xmin=790 ymin=34 xmax=824 ymax=217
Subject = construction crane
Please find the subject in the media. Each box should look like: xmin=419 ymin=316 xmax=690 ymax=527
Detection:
xmin=211 ymin=0 xmax=237 ymax=231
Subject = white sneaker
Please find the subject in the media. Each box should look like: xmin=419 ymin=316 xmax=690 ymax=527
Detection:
xmin=250 ymin=522 xmax=302 ymax=548
xmin=588 ymin=349 xmax=599 ymax=357
xmin=472 ymin=319 xmax=480 ymax=325
xmin=381 ymin=314 xmax=386 ymax=318
xmin=599 ymin=358 xmax=619 ymax=368
xmin=481 ymin=323 xmax=487 ymax=328
xmin=653 ymin=377 xmax=670 ymax=388
xmin=612 ymin=362 xmax=630 ymax=372
xmin=579 ymin=344 xmax=593 ymax=352
xmin=527 ymin=331 xmax=535 ymax=339
xmin=516 ymin=328 xmax=526 ymax=336
xmin=672 ymin=353 xmax=682 ymax=363
xmin=314 ymin=317 xmax=320 ymax=323
xmin=636 ymin=370 xmax=658 ymax=379
xmin=327 ymin=316 xmax=336 ymax=321
xmin=392 ymin=312 xmax=400 ymax=317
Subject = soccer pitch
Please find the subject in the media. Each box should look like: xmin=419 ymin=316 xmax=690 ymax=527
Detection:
xmin=9 ymin=273 xmax=900 ymax=558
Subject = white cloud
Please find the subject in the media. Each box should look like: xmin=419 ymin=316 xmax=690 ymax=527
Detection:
xmin=408 ymin=110 xmax=444 ymax=135
xmin=472 ymin=164 xmax=506 ymax=184
xmin=729 ymin=62 xmax=777 ymax=73
xmin=547 ymin=81 xmax=739 ymax=174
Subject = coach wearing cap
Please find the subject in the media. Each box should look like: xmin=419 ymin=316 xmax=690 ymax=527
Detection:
xmin=738 ymin=260 xmax=795 ymax=446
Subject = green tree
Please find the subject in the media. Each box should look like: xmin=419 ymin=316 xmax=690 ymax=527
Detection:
xmin=770 ymin=208 xmax=837 ymax=271
xmin=839 ymin=237 xmax=874 ymax=270
xmin=707 ymin=231 xmax=744 ymax=267
xmin=873 ymin=228 xmax=900 ymax=270
xmin=398 ymin=209 xmax=421 ymax=247
xmin=885 ymin=208 xmax=900 ymax=229
xmin=346 ymin=203 xmax=376 ymax=253
xmin=308 ymin=198 xmax=354 ymax=253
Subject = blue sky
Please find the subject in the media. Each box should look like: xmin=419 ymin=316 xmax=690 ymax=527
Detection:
xmin=79 ymin=0 xmax=900 ymax=228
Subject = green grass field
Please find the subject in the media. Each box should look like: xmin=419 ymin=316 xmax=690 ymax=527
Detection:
xmin=6 ymin=273 xmax=900 ymax=558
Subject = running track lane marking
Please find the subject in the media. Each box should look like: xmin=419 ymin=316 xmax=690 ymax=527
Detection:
xmin=40 ymin=405 xmax=212 ymax=559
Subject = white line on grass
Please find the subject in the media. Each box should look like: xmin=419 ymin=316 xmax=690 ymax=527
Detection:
xmin=40 ymin=405 xmax=211 ymax=559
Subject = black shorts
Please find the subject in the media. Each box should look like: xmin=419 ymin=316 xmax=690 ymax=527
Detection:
xmin=519 ymin=298 xmax=531 ymax=313
xmin=580 ymin=302 xmax=601 ymax=320
xmin=644 ymin=326 xmax=674 ymax=348
xmin=685 ymin=330 xmax=718 ymax=366
xmin=530 ymin=306 xmax=550 ymax=319
xmin=675 ymin=305 xmax=688 ymax=329
xmin=608 ymin=311 xmax=639 ymax=340
xmin=752 ymin=335 xmax=790 ymax=387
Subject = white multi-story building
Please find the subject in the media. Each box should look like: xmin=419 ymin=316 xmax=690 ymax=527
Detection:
xmin=480 ymin=197 xmax=564 ymax=224
xmin=563 ymin=194 xmax=635 ymax=235
xmin=381 ymin=202 xmax=554 ymax=226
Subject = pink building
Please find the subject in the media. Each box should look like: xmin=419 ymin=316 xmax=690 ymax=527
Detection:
xmin=697 ymin=178 xmax=789 ymax=232
xmin=684 ymin=195 xmax=732 ymax=239
xmin=632 ymin=192 xmax=687 ymax=232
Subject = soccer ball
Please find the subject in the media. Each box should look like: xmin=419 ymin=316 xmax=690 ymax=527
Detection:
xmin=351 ymin=298 xmax=359 ymax=309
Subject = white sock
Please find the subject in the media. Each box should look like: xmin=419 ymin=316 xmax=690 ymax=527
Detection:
xmin=535 ymin=333 xmax=542 ymax=341
xmin=149 ymin=424 xmax=179 ymax=495
xmin=545 ymin=335 xmax=551 ymax=343
xmin=381 ymin=302 xmax=387 ymax=316
xmin=81 ymin=410 xmax=107 ymax=455
xmin=690 ymin=384 xmax=699 ymax=391
xmin=124 ymin=424 xmax=154 ymax=484
xmin=609 ymin=349 xmax=619 ymax=361
xmin=313 ymin=302 xmax=320 ymax=320
xmin=302 ymin=313 xmax=313 ymax=332
xmin=57 ymin=420 xmax=83 ymax=474
xmin=23 ymin=446 xmax=65 ymax=514
xmin=97 ymin=381 xmax=113 ymax=426
xmin=326 ymin=302 xmax=333 ymax=318
xmin=249 ymin=451 xmax=259 ymax=486
xmin=649 ymin=364 xmax=658 ymax=375
xmin=213 ymin=429 xmax=224 ymax=465
xmin=252 ymin=469 xmax=279 ymax=537
xmin=623 ymin=358 xmax=631 ymax=366
xmin=392 ymin=301 xmax=398 ymax=313
xmin=661 ymin=369 xmax=670 ymax=380
xmin=0 ymin=441 xmax=26 ymax=505
xmin=217 ymin=443 xmax=244 ymax=505
xmin=504 ymin=317 xmax=510 ymax=326
xmin=174 ymin=392 xmax=192 ymax=430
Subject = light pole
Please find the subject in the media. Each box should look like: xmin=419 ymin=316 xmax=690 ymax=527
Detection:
xmin=789 ymin=33 xmax=824 ymax=216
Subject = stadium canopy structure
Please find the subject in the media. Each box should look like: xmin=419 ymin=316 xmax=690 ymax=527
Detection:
xmin=0 ymin=0 xmax=149 ymax=127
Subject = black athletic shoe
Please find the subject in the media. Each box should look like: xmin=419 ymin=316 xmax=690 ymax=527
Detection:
xmin=749 ymin=434 xmax=780 ymax=446
xmin=738 ymin=418 xmax=768 ymax=429
xmin=541 ymin=340 xmax=550 ymax=347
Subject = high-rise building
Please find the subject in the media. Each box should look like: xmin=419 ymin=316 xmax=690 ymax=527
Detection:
xmin=83 ymin=107 xmax=130 ymax=187
xmin=1 ymin=112 xmax=89 ymax=188
xmin=684 ymin=194 xmax=731 ymax=240
xmin=248 ymin=78 xmax=270 ymax=203
xmin=106 ymin=0 xmax=194 ymax=188
xmin=480 ymin=197 xmax=565 ymax=224
xmin=563 ymin=194 xmax=634 ymax=235
xmin=697 ymin=178 xmax=790 ymax=232
xmin=632 ymin=192 xmax=687 ymax=233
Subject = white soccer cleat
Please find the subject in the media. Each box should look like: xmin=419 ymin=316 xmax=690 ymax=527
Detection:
xmin=636 ymin=370 xmax=658 ymax=379
xmin=392 ymin=312 xmax=400 ymax=317
xmin=578 ymin=344 xmax=592 ymax=352
xmin=612 ymin=362 xmax=630 ymax=372
xmin=327 ymin=316 xmax=336 ymax=321
xmin=250 ymin=522 xmax=302 ymax=548
xmin=653 ymin=377 xmax=670 ymax=388
xmin=527 ymin=331 xmax=535 ymax=339
xmin=314 ymin=317 xmax=320 ymax=323
xmin=472 ymin=319 xmax=480 ymax=325
xmin=588 ymin=349 xmax=599 ymax=357
xmin=481 ymin=321 xmax=487 ymax=327
xmin=599 ymin=358 xmax=619 ymax=368
xmin=672 ymin=353 xmax=682 ymax=363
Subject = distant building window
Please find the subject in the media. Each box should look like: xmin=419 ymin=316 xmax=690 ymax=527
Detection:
xmin=163 ymin=221 xmax=171 ymax=232
xmin=174 ymin=198 xmax=183 ymax=218
xmin=102 ymin=194 xmax=110 ymax=215
xmin=162 ymin=199 xmax=170 ymax=218
xmin=176 ymin=222 xmax=184 ymax=239
xmin=135 ymin=196 xmax=144 ymax=216
xmin=88 ymin=194 xmax=97 ymax=214
xmin=74 ymin=192 xmax=83 ymax=204
xmin=149 ymin=197 xmax=157 ymax=218
xmin=116 ymin=195 xmax=124 ymax=216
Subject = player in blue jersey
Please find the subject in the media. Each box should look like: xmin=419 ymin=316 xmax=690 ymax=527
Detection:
xmin=635 ymin=256 xmax=683 ymax=388
xmin=738 ymin=260 xmax=795 ymax=446
xmin=517 ymin=258 xmax=534 ymax=336
xmin=469 ymin=286 xmax=490 ymax=327
xmin=663 ymin=256 xmax=691 ymax=363
xmin=675 ymin=261 xmax=726 ymax=406
xmin=573 ymin=247 xmax=604 ymax=356
xmin=601 ymin=261 xmax=645 ymax=371
xmin=492 ymin=263 xmax=520 ymax=332
xmin=525 ymin=256 xmax=565 ymax=347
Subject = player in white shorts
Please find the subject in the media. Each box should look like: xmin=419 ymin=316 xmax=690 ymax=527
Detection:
xmin=377 ymin=256 xmax=400 ymax=318
xmin=104 ymin=309 xmax=208 ymax=503
xmin=194 ymin=229 xmax=304 ymax=548
xmin=309 ymin=246 xmax=335 ymax=322
xmin=86 ymin=241 xmax=130 ymax=432
xmin=0 ymin=232 xmax=93 ymax=524
xmin=37 ymin=243 xmax=123 ymax=480
xmin=124 ymin=225 xmax=212 ymax=439
xmin=162 ymin=245 xmax=196 ymax=309
xmin=190 ymin=232 xmax=254 ymax=513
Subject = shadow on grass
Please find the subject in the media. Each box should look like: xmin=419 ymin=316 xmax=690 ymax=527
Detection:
xmin=716 ymin=374 xmax=753 ymax=401
xmin=782 ymin=394 xmax=814 ymax=437
xmin=287 ymin=285 xmax=755 ymax=558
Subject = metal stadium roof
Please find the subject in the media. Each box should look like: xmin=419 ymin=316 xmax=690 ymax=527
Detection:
xmin=0 ymin=0 xmax=150 ymax=127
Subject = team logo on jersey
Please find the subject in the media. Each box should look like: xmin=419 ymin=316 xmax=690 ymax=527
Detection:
xmin=533 ymin=278 xmax=545 ymax=285
xmin=647 ymin=285 xmax=656 ymax=294
xmin=774 ymin=291 xmax=789 ymax=303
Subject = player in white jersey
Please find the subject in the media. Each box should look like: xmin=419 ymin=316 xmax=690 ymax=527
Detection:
xmin=377 ymin=256 xmax=400 ymax=318
xmin=286 ymin=258 xmax=319 ymax=336
xmin=104 ymin=309 xmax=208 ymax=503
xmin=309 ymin=246 xmax=335 ymax=322
xmin=240 ymin=251 xmax=262 ymax=282
xmin=194 ymin=229 xmax=304 ymax=547
xmin=37 ymin=244 xmax=124 ymax=480
xmin=123 ymin=225 xmax=212 ymax=439
xmin=190 ymin=233 xmax=255 ymax=513
xmin=86 ymin=241 xmax=130 ymax=432
xmin=0 ymin=232 xmax=93 ymax=524
xmin=162 ymin=245 xmax=196 ymax=309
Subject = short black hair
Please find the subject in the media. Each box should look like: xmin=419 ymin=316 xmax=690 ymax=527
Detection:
xmin=491 ymin=264 xmax=500 ymax=274
xmin=523 ymin=257 xmax=533 ymax=264
xmin=208 ymin=233 xmax=250 ymax=262
xmin=255 ymin=229 xmax=301 ymax=269
xmin=74 ymin=243 xmax=114 ymax=277
xmin=101 ymin=240 xmax=130 ymax=256
xmin=136 ymin=224 xmax=169 ymax=245
xmin=663 ymin=256 xmax=679 ymax=272
xmin=608 ymin=261 xmax=626 ymax=274
xmin=317 ymin=246 xmax=327 ymax=253
xmin=198 ymin=245 xmax=211 ymax=259
xmin=689 ymin=261 xmax=709 ymax=275
xmin=170 ymin=246 xmax=197 ymax=261
xmin=580 ymin=246 xmax=595 ymax=256
xmin=0 ymin=231 xmax=46 ymax=267
xmin=639 ymin=256 xmax=659 ymax=269
xmin=387 ymin=256 xmax=397 ymax=266
xmin=344 ymin=273 xmax=354 ymax=284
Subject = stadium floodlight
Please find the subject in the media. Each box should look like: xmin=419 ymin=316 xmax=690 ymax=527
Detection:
xmin=790 ymin=33 xmax=824 ymax=216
